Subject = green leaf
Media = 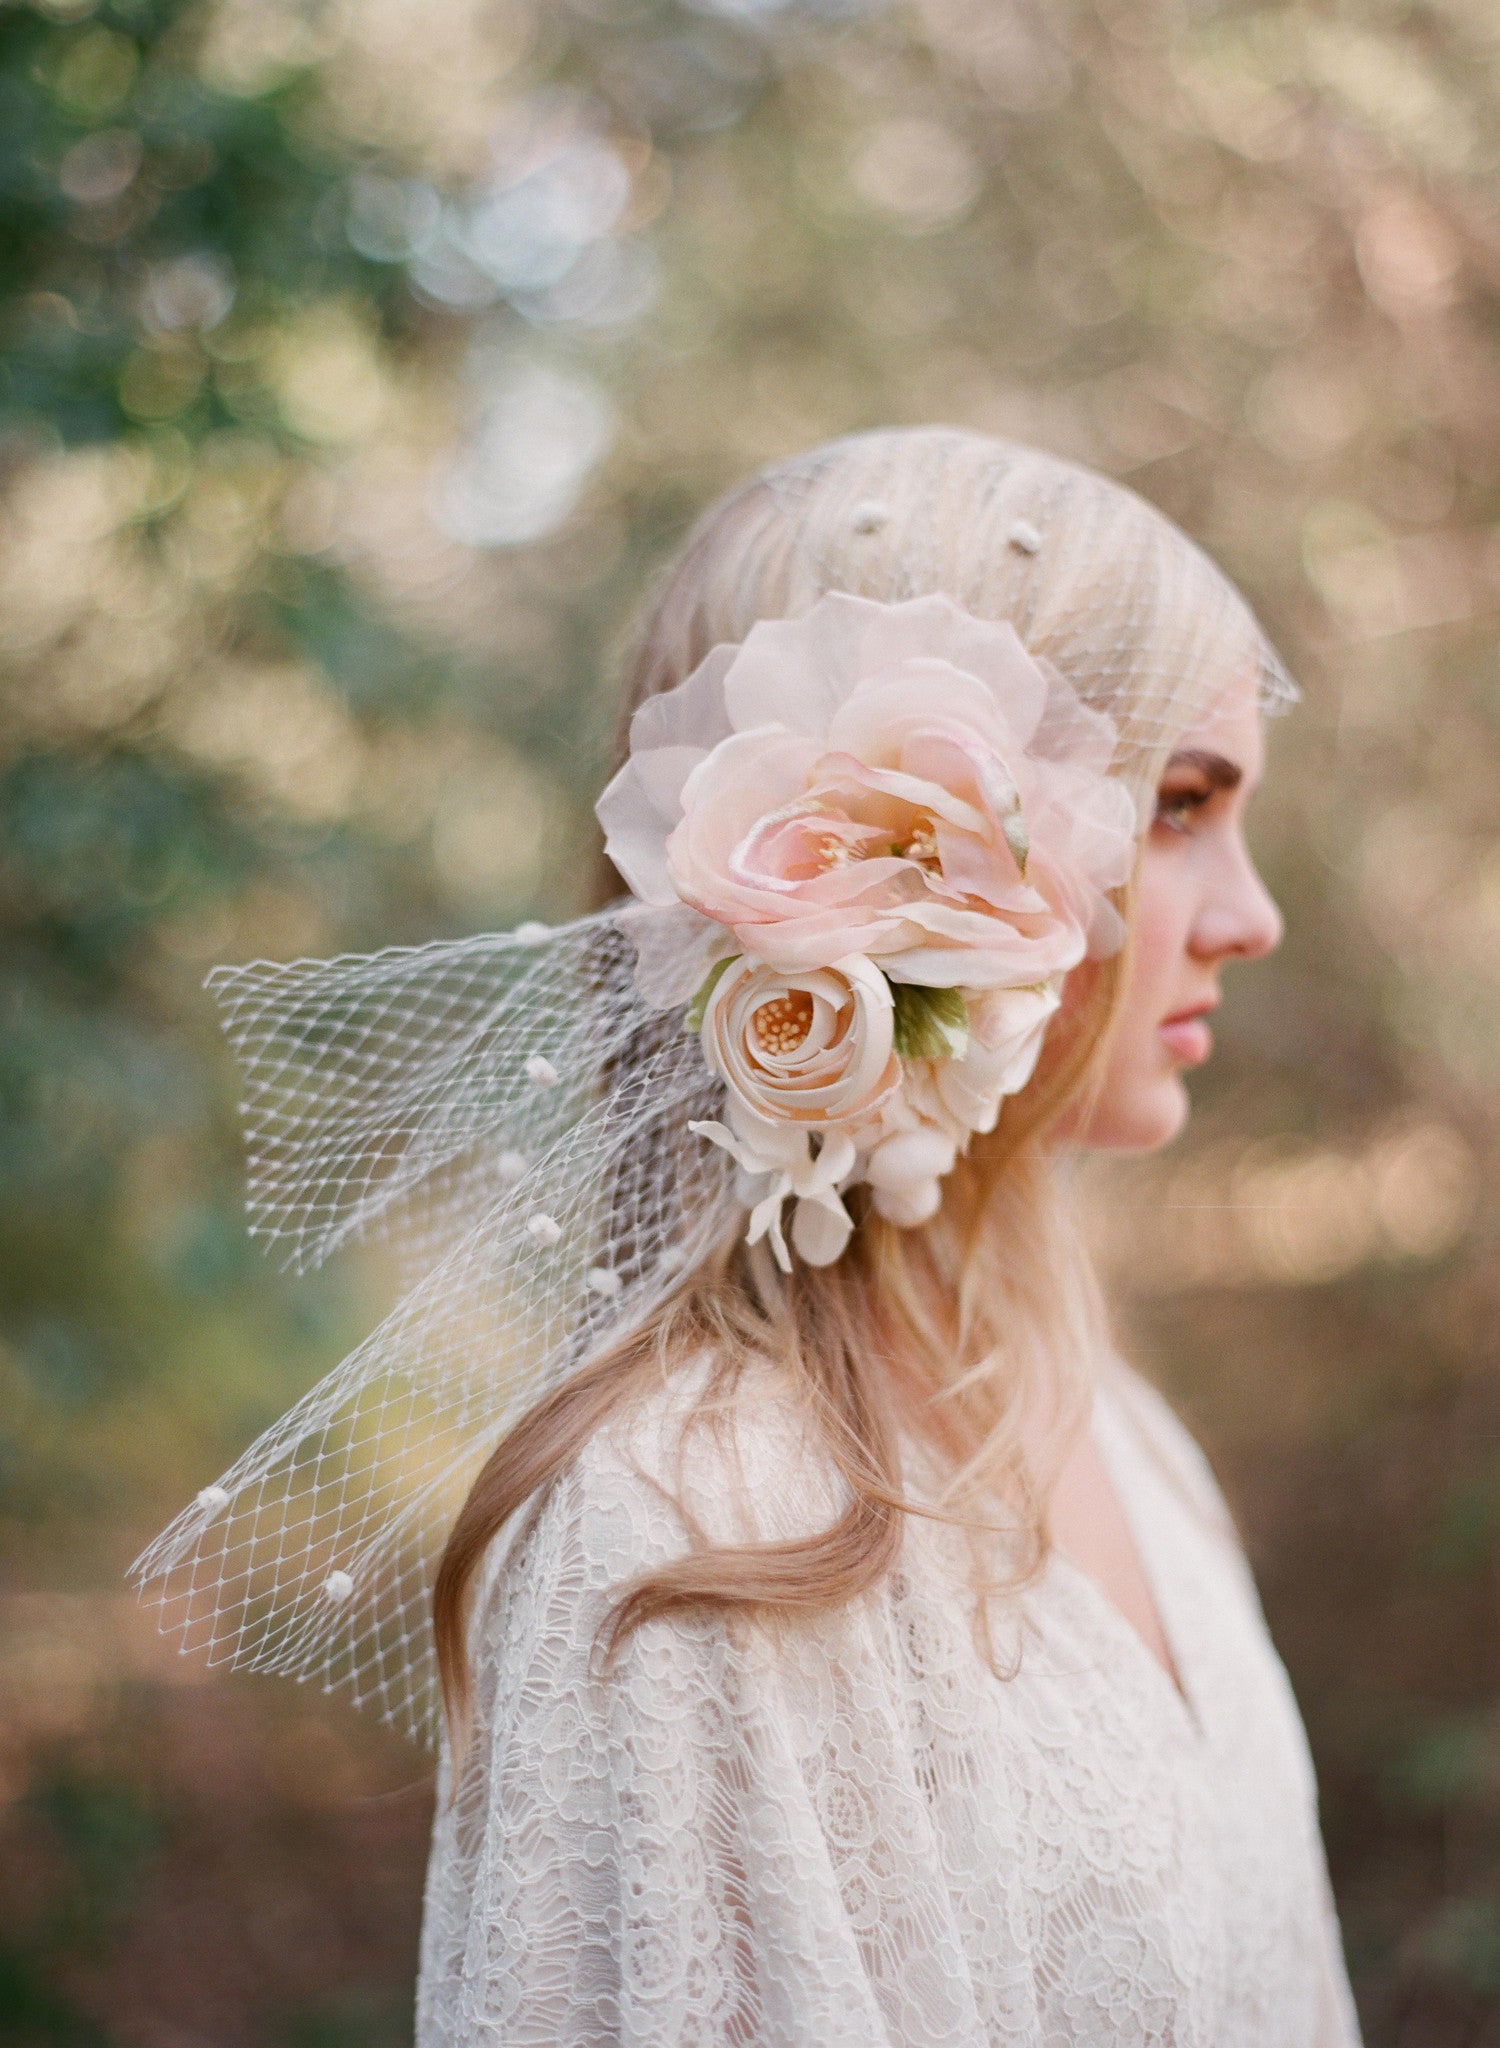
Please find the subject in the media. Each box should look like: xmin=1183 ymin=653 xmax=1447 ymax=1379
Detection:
xmin=890 ymin=982 xmax=969 ymax=1060
xmin=685 ymin=955 xmax=738 ymax=1033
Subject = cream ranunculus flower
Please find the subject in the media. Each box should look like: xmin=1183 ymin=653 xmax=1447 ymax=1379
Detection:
xmin=686 ymin=953 xmax=900 ymax=1270
xmin=697 ymin=954 xmax=901 ymax=1130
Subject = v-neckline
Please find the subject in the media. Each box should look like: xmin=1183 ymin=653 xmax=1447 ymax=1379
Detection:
xmin=1047 ymin=1380 xmax=1206 ymax=1743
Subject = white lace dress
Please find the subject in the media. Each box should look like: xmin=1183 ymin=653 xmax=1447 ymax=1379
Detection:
xmin=417 ymin=1358 xmax=1362 ymax=2046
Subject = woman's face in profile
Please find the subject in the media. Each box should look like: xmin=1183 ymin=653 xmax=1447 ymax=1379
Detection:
xmin=1066 ymin=678 xmax=1284 ymax=1153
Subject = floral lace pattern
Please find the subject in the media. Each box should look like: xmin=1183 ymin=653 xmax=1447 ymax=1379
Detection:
xmin=416 ymin=1363 xmax=1362 ymax=2047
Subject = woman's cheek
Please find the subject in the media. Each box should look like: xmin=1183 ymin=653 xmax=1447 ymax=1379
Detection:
xmin=1098 ymin=846 xmax=1196 ymax=1141
xmin=1134 ymin=824 xmax=1189 ymax=940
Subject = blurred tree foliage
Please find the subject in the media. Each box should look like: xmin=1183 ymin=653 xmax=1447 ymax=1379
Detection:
xmin=2 ymin=0 xmax=1500 ymax=2039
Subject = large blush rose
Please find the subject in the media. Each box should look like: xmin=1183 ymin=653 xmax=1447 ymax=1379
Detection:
xmin=597 ymin=591 xmax=1137 ymax=1006
xmin=698 ymin=954 xmax=900 ymax=1129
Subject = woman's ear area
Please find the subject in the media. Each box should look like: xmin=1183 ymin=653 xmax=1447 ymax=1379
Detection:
xmin=1013 ymin=925 xmax=1135 ymax=1151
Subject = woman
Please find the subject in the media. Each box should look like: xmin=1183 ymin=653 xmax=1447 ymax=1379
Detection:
xmin=136 ymin=428 xmax=1361 ymax=2044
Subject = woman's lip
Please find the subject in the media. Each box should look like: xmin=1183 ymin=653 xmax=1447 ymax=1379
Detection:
xmin=1160 ymin=1013 xmax=1214 ymax=1065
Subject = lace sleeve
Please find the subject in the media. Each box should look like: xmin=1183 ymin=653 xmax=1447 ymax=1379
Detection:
xmin=415 ymin=1376 xmax=1005 ymax=2048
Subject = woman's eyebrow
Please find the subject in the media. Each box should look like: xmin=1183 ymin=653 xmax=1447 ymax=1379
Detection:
xmin=1163 ymin=748 xmax=1243 ymax=791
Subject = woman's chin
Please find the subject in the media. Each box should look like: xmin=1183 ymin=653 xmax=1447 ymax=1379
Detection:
xmin=1073 ymin=1072 xmax=1190 ymax=1153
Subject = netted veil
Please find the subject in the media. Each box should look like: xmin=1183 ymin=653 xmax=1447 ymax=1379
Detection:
xmin=130 ymin=428 xmax=1295 ymax=1746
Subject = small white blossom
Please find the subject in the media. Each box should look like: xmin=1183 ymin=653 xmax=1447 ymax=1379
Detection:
xmin=496 ymin=1149 xmax=528 ymax=1185
xmin=525 ymin=1054 xmax=559 ymax=1088
xmin=586 ymin=1266 xmax=623 ymax=1299
xmin=527 ymin=1211 xmax=563 ymax=1246
xmin=690 ymin=1109 xmax=858 ymax=1274
xmin=323 ymin=1570 xmax=355 ymax=1603
xmin=196 ymin=1484 xmax=230 ymax=1514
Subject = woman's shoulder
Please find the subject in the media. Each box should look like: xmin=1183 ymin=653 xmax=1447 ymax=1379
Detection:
xmin=584 ymin=1351 xmax=848 ymax=1540
xmin=484 ymin=1352 xmax=850 ymax=1613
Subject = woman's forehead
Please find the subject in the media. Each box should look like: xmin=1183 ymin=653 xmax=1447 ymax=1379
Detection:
xmin=1167 ymin=670 xmax=1266 ymax=780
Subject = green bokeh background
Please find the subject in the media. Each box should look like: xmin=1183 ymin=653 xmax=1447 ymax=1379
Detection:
xmin=2 ymin=0 xmax=1499 ymax=2039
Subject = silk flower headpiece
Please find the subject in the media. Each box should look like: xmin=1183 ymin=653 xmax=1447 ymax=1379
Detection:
xmin=129 ymin=591 xmax=1137 ymax=1742
xmin=596 ymin=591 xmax=1136 ymax=1265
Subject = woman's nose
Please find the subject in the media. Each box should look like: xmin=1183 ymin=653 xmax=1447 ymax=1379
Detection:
xmin=1189 ymin=843 xmax=1284 ymax=962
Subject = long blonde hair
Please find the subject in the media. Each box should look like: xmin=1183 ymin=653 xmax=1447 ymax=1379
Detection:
xmin=435 ymin=426 xmax=1286 ymax=1734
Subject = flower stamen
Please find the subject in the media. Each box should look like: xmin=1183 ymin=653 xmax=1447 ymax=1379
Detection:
xmin=751 ymin=990 xmax=814 ymax=1057
xmin=901 ymin=820 xmax=941 ymax=871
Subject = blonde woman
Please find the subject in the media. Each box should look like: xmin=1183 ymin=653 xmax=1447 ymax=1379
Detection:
xmin=137 ymin=428 xmax=1362 ymax=2046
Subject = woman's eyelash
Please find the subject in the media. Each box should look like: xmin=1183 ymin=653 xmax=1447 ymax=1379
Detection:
xmin=1154 ymin=786 xmax=1212 ymax=829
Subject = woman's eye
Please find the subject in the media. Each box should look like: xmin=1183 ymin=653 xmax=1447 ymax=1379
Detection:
xmin=1153 ymin=786 xmax=1211 ymax=834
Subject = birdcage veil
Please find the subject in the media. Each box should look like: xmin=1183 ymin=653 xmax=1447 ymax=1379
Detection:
xmin=720 ymin=428 xmax=1296 ymax=813
xmin=131 ymin=427 xmax=1296 ymax=1746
